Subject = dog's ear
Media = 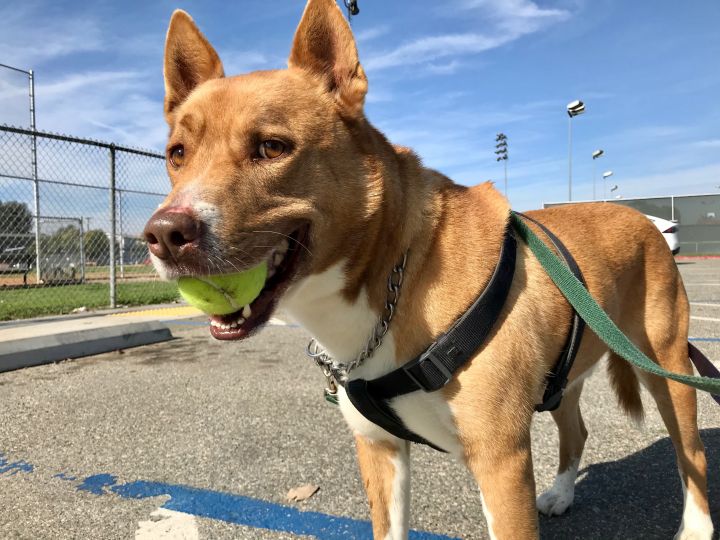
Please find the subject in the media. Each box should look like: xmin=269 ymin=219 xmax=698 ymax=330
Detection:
xmin=288 ymin=0 xmax=368 ymax=119
xmin=163 ymin=10 xmax=224 ymax=122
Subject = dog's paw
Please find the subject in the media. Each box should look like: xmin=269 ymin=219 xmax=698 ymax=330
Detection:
xmin=536 ymin=485 xmax=574 ymax=516
xmin=673 ymin=529 xmax=714 ymax=540
xmin=673 ymin=519 xmax=714 ymax=540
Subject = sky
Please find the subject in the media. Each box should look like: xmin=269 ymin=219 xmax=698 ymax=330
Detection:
xmin=0 ymin=0 xmax=719 ymax=212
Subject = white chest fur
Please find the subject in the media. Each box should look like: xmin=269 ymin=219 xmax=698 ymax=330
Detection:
xmin=279 ymin=262 xmax=461 ymax=454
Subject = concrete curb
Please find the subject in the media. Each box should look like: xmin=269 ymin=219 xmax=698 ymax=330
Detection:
xmin=0 ymin=320 xmax=173 ymax=373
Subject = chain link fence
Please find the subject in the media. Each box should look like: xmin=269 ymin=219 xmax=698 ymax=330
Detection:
xmin=0 ymin=124 xmax=178 ymax=320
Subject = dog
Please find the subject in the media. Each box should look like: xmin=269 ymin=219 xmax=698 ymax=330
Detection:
xmin=143 ymin=2 xmax=714 ymax=538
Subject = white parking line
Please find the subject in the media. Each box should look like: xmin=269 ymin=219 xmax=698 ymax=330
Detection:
xmin=135 ymin=508 xmax=199 ymax=539
xmin=690 ymin=316 xmax=720 ymax=323
xmin=690 ymin=303 xmax=720 ymax=308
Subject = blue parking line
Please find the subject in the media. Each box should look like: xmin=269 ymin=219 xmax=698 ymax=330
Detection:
xmin=689 ymin=338 xmax=720 ymax=342
xmin=2 ymin=452 xmax=457 ymax=540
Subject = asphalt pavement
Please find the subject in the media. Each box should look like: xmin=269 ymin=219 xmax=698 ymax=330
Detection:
xmin=1 ymin=260 xmax=719 ymax=539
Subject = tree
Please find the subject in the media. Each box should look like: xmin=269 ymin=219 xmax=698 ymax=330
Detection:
xmin=84 ymin=229 xmax=110 ymax=265
xmin=0 ymin=201 xmax=33 ymax=264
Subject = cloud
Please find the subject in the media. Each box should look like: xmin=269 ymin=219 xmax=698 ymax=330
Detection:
xmin=425 ymin=60 xmax=463 ymax=75
xmin=693 ymin=139 xmax=720 ymax=149
xmin=365 ymin=33 xmax=511 ymax=70
xmin=0 ymin=3 xmax=104 ymax=67
xmin=220 ymin=50 xmax=285 ymax=76
xmin=354 ymin=25 xmax=391 ymax=43
xmin=458 ymin=0 xmax=570 ymax=23
xmin=364 ymin=0 xmax=570 ymax=71
xmin=609 ymin=163 xmax=720 ymax=199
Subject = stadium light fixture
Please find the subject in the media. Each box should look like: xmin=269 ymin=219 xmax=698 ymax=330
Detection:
xmin=566 ymin=100 xmax=585 ymax=201
xmin=602 ymin=170 xmax=614 ymax=200
xmin=592 ymin=149 xmax=604 ymax=200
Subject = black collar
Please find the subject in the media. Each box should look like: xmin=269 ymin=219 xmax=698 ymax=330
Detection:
xmin=346 ymin=225 xmax=517 ymax=452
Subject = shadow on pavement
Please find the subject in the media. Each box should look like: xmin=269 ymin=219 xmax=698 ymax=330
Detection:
xmin=540 ymin=428 xmax=719 ymax=539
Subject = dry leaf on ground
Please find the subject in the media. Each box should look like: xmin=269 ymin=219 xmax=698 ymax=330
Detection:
xmin=286 ymin=484 xmax=320 ymax=502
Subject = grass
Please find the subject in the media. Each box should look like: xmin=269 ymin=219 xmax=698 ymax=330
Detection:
xmin=0 ymin=281 xmax=180 ymax=321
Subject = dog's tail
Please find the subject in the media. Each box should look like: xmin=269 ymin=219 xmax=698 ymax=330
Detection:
xmin=606 ymin=353 xmax=645 ymax=423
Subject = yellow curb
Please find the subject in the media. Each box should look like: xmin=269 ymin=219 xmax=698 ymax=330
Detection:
xmin=111 ymin=305 xmax=203 ymax=318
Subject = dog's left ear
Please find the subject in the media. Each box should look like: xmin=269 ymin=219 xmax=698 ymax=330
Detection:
xmin=289 ymin=0 xmax=368 ymax=119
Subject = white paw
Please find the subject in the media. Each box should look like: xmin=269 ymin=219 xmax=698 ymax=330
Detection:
xmin=673 ymin=529 xmax=714 ymax=540
xmin=673 ymin=519 xmax=714 ymax=540
xmin=536 ymin=485 xmax=574 ymax=516
xmin=674 ymin=490 xmax=714 ymax=540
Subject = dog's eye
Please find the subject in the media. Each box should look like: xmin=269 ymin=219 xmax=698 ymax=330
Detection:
xmin=169 ymin=145 xmax=185 ymax=167
xmin=258 ymin=140 xmax=286 ymax=160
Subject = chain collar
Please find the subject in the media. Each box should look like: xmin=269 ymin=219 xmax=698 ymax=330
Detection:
xmin=306 ymin=251 xmax=408 ymax=393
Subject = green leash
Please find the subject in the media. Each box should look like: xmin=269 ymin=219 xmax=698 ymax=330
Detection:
xmin=510 ymin=211 xmax=720 ymax=397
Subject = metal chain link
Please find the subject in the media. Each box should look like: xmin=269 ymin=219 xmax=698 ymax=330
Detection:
xmin=306 ymin=251 xmax=408 ymax=387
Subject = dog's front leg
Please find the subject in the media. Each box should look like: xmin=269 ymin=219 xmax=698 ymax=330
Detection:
xmin=465 ymin=435 xmax=539 ymax=540
xmin=354 ymin=436 xmax=410 ymax=540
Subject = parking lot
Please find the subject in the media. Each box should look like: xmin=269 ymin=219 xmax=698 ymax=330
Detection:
xmin=1 ymin=260 xmax=718 ymax=539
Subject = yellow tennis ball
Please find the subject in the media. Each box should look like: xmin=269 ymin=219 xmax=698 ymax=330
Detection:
xmin=177 ymin=261 xmax=268 ymax=315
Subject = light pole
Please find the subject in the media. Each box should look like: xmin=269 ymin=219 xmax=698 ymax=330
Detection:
xmin=602 ymin=170 xmax=614 ymax=201
xmin=343 ymin=0 xmax=359 ymax=23
xmin=495 ymin=133 xmax=509 ymax=196
xmin=592 ymin=149 xmax=604 ymax=201
xmin=566 ymin=100 xmax=585 ymax=201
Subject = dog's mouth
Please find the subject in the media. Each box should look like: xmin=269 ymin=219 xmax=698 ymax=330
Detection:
xmin=208 ymin=225 xmax=309 ymax=340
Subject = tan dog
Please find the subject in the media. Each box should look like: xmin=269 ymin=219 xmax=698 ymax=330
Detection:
xmin=144 ymin=2 xmax=713 ymax=538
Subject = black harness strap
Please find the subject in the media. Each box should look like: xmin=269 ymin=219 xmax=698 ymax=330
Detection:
xmin=345 ymin=214 xmax=586 ymax=451
xmin=346 ymin=227 xmax=517 ymax=452
xmin=516 ymin=213 xmax=587 ymax=412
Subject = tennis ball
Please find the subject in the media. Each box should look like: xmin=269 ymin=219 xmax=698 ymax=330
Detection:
xmin=177 ymin=261 xmax=268 ymax=315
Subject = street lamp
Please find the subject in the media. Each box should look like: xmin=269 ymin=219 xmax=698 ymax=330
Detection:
xmin=602 ymin=170 xmax=614 ymax=200
xmin=495 ymin=133 xmax=509 ymax=196
xmin=567 ymin=100 xmax=586 ymax=201
xmin=343 ymin=0 xmax=359 ymax=22
xmin=592 ymin=149 xmax=604 ymax=201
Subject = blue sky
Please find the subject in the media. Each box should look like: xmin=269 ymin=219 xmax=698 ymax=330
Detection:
xmin=1 ymin=0 xmax=719 ymax=211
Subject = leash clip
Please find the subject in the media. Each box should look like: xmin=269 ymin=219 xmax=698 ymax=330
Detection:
xmin=324 ymin=374 xmax=339 ymax=405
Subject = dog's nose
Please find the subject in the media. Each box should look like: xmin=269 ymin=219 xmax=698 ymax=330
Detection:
xmin=144 ymin=209 xmax=201 ymax=260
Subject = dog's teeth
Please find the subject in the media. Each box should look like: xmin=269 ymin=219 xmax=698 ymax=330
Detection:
xmin=222 ymin=323 xmax=230 ymax=330
xmin=273 ymin=252 xmax=284 ymax=267
xmin=237 ymin=317 xmax=245 ymax=326
xmin=278 ymin=239 xmax=290 ymax=254
xmin=210 ymin=319 xmax=220 ymax=327
xmin=242 ymin=304 xmax=252 ymax=318
xmin=230 ymin=321 xmax=238 ymax=329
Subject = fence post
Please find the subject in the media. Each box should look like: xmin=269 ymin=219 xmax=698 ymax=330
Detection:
xmin=671 ymin=196 xmax=675 ymax=222
xmin=78 ymin=217 xmax=85 ymax=284
xmin=109 ymin=144 xmax=117 ymax=308
xmin=29 ymin=69 xmax=41 ymax=284
xmin=118 ymin=190 xmax=125 ymax=279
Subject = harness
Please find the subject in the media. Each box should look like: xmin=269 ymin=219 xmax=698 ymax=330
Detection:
xmin=345 ymin=215 xmax=586 ymax=452
xmin=311 ymin=211 xmax=720 ymax=452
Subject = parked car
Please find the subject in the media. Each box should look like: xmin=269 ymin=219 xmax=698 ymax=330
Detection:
xmin=646 ymin=215 xmax=680 ymax=255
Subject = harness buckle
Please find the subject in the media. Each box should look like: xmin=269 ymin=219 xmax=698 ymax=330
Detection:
xmin=403 ymin=344 xmax=453 ymax=392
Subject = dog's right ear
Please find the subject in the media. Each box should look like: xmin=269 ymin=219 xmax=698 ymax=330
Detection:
xmin=163 ymin=10 xmax=224 ymax=122
xmin=289 ymin=0 xmax=368 ymax=119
